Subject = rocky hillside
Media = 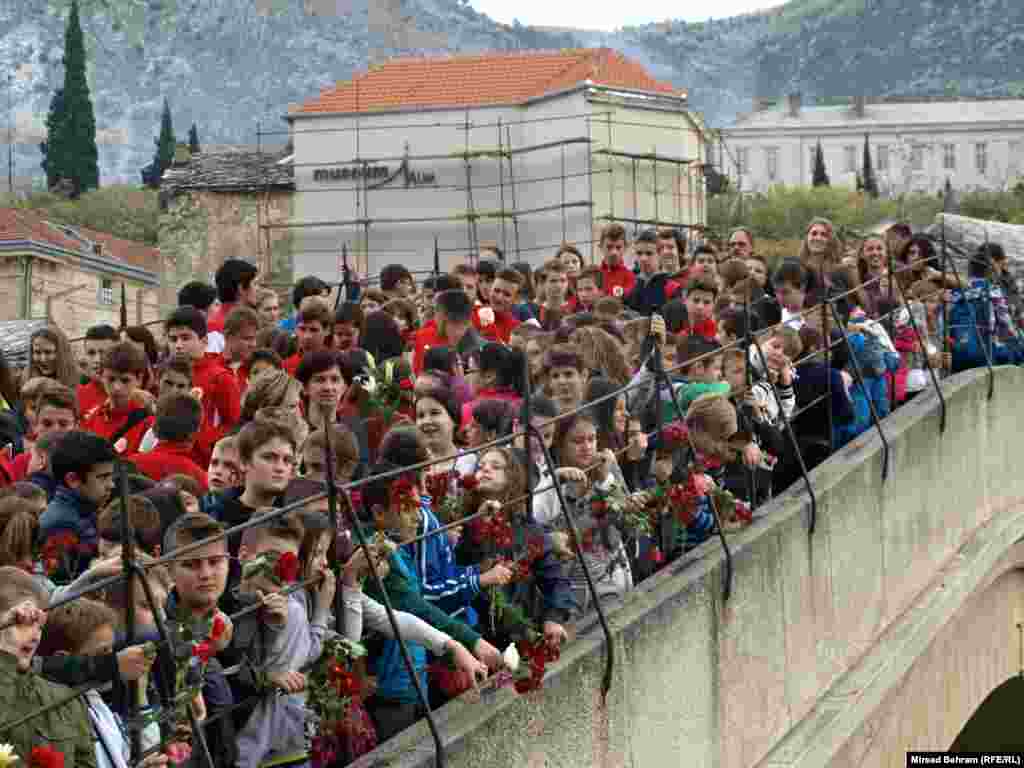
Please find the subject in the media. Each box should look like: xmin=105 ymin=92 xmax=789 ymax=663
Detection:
xmin=3 ymin=0 xmax=1023 ymax=184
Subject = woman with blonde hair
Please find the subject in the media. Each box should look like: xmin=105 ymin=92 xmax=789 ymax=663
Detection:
xmin=797 ymin=217 xmax=843 ymax=272
xmin=240 ymin=368 xmax=303 ymax=424
xmin=24 ymin=326 xmax=79 ymax=389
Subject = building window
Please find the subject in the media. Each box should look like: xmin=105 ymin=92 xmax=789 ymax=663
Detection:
xmin=99 ymin=278 xmax=114 ymax=306
xmin=975 ymin=142 xmax=988 ymax=175
xmin=765 ymin=147 xmax=779 ymax=181
xmin=943 ymin=143 xmax=956 ymax=171
xmin=844 ymin=145 xmax=857 ymax=173
xmin=876 ymin=144 xmax=889 ymax=172
xmin=735 ymin=147 xmax=749 ymax=175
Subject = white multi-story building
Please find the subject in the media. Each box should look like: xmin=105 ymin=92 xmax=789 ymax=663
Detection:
xmin=281 ymin=49 xmax=708 ymax=280
xmin=720 ymin=95 xmax=1024 ymax=196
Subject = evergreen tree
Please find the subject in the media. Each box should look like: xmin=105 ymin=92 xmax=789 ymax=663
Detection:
xmin=188 ymin=123 xmax=200 ymax=154
xmin=862 ymin=133 xmax=879 ymax=198
xmin=59 ymin=0 xmax=99 ymax=196
xmin=145 ymin=97 xmax=175 ymax=188
xmin=812 ymin=140 xmax=830 ymax=187
xmin=39 ymin=89 xmax=66 ymax=189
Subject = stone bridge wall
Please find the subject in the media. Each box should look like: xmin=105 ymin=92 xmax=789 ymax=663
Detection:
xmin=358 ymin=366 xmax=1024 ymax=768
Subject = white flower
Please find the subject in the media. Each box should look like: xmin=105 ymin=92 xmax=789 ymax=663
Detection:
xmin=114 ymin=438 xmax=128 ymax=454
xmin=0 ymin=744 xmax=19 ymax=768
xmin=502 ymin=643 xmax=520 ymax=672
xmin=612 ymin=286 xmax=624 ymax=298
xmin=478 ymin=307 xmax=495 ymax=327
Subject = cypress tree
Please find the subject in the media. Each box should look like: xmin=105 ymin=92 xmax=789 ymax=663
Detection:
xmin=60 ymin=0 xmax=99 ymax=196
xmin=862 ymin=133 xmax=879 ymax=198
xmin=146 ymin=97 xmax=175 ymax=188
xmin=39 ymin=89 xmax=66 ymax=189
xmin=812 ymin=140 xmax=830 ymax=187
xmin=188 ymin=123 xmax=200 ymax=154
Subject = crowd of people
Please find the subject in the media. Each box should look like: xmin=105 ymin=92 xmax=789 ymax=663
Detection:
xmin=0 ymin=217 xmax=1018 ymax=768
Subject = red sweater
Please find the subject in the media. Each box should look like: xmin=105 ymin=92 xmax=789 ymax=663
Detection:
xmin=206 ymin=302 xmax=237 ymax=334
xmin=601 ymin=263 xmax=636 ymax=298
xmin=191 ymin=354 xmax=241 ymax=466
xmin=81 ymin=399 xmax=154 ymax=455
xmin=472 ymin=306 xmax=520 ymax=344
xmin=77 ymin=380 xmax=107 ymax=417
xmin=126 ymin=443 xmax=208 ymax=492
xmin=412 ymin=323 xmax=455 ymax=375
xmin=219 ymin=355 xmax=250 ymax=392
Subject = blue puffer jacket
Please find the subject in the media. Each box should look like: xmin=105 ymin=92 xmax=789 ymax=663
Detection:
xmin=39 ymin=486 xmax=101 ymax=578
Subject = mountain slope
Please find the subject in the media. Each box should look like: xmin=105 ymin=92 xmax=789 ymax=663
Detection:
xmin=3 ymin=0 xmax=1023 ymax=185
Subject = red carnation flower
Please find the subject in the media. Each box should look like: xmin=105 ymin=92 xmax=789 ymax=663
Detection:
xmin=459 ymin=474 xmax=480 ymax=491
xmin=210 ymin=614 xmax=227 ymax=640
xmin=193 ymin=640 xmax=214 ymax=664
xmin=274 ymin=551 xmax=301 ymax=583
xmin=399 ymin=378 xmax=414 ymax=391
xmin=29 ymin=746 xmax=65 ymax=768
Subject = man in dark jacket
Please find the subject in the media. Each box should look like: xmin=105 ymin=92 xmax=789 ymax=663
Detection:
xmin=626 ymin=229 xmax=683 ymax=317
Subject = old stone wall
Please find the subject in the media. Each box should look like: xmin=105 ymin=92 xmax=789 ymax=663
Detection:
xmin=0 ymin=256 xmax=160 ymax=342
xmin=158 ymin=189 xmax=294 ymax=312
xmin=356 ymin=366 xmax=1024 ymax=768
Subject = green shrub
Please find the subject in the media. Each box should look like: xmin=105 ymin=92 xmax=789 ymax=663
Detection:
xmin=708 ymin=186 xmax=951 ymax=241
xmin=1 ymin=185 xmax=159 ymax=245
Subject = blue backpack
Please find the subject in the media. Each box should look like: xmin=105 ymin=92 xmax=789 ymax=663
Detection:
xmin=949 ymin=281 xmax=994 ymax=372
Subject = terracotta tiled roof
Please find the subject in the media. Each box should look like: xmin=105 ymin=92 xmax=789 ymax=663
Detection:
xmin=71 ymin=226 xmax=160 ymax=273
xmin=0 ymin=207 xmax=159 ymax=273
xmin=296 ymin=48 xmax=679 ymax=115
xmin=0 ymin=208 xmax=83 ymax=252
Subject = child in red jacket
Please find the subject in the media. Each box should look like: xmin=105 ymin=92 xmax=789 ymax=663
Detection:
xmin=165 ymin=306 xmax=241 ymax=467
xmin=81 ymin=341 xmax=154 ymax=455
xmin=125 ymin=392 xmax=209 ymax=492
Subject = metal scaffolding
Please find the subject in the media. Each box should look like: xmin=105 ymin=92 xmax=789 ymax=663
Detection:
xmin=256 ymin=105 xmax=709 ymax=280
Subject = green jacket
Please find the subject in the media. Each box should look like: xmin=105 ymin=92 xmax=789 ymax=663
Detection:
xmin=0 ymin=651 xmax=97 ymax=768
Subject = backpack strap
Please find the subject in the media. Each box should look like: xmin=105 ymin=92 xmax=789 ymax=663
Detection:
xmin=109 ymin=408 xmax=150 ymax=447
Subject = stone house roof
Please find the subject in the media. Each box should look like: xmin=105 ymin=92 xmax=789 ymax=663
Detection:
xmin=293 ymin=48 xmax=681 ymax=115
xmin=161 ymin=149 xmax=295 ymax=194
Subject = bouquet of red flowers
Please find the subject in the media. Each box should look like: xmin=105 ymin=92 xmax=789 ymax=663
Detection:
xmin=307 ymin=637 xmax=375 ymax=768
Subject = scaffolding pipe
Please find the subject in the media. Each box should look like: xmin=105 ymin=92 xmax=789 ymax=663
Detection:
xmin=497 ymin=117 xmax=508 ymax=258
xmin=504 ymin=126 xmax=522 ymax=262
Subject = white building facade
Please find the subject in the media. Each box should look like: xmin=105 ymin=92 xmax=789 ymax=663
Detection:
xmin=281 ymin=50 xmax=707 ymax=281
xmin=721 ymin=96 xmax=1024 ymax=196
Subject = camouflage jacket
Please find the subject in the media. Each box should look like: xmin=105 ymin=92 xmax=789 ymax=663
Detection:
xmin=0 ymin=650 xmax=97 ymax=768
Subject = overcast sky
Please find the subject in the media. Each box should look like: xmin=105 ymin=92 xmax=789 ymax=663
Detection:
xmin=469 ymin=0 xmax=784 ymax=32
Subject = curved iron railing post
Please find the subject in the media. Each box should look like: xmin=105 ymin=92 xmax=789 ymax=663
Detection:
xmin=748 ymin=335 xmax=819 ymax=535
xmin=528 ymin=425 xmax=616 ymax=702
xmin=649 ymin=326 xmax=667 ymax=560
xmin=129 ymin=560 xmax=216 ymax=768
xmin=333 ymin=486 xmax=447 ymax=768
xmin=893 ymin=278 xmax=947 ymax=433
xmin=117 ymin=459 xmax=141 ymax=762
xmin=650 ymin=359 xmax=733 ymax=603
xmin=827 ymin=300 xmax=890 ymax=482
xmin=523 ymin=345 xmax=534 ymax=525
